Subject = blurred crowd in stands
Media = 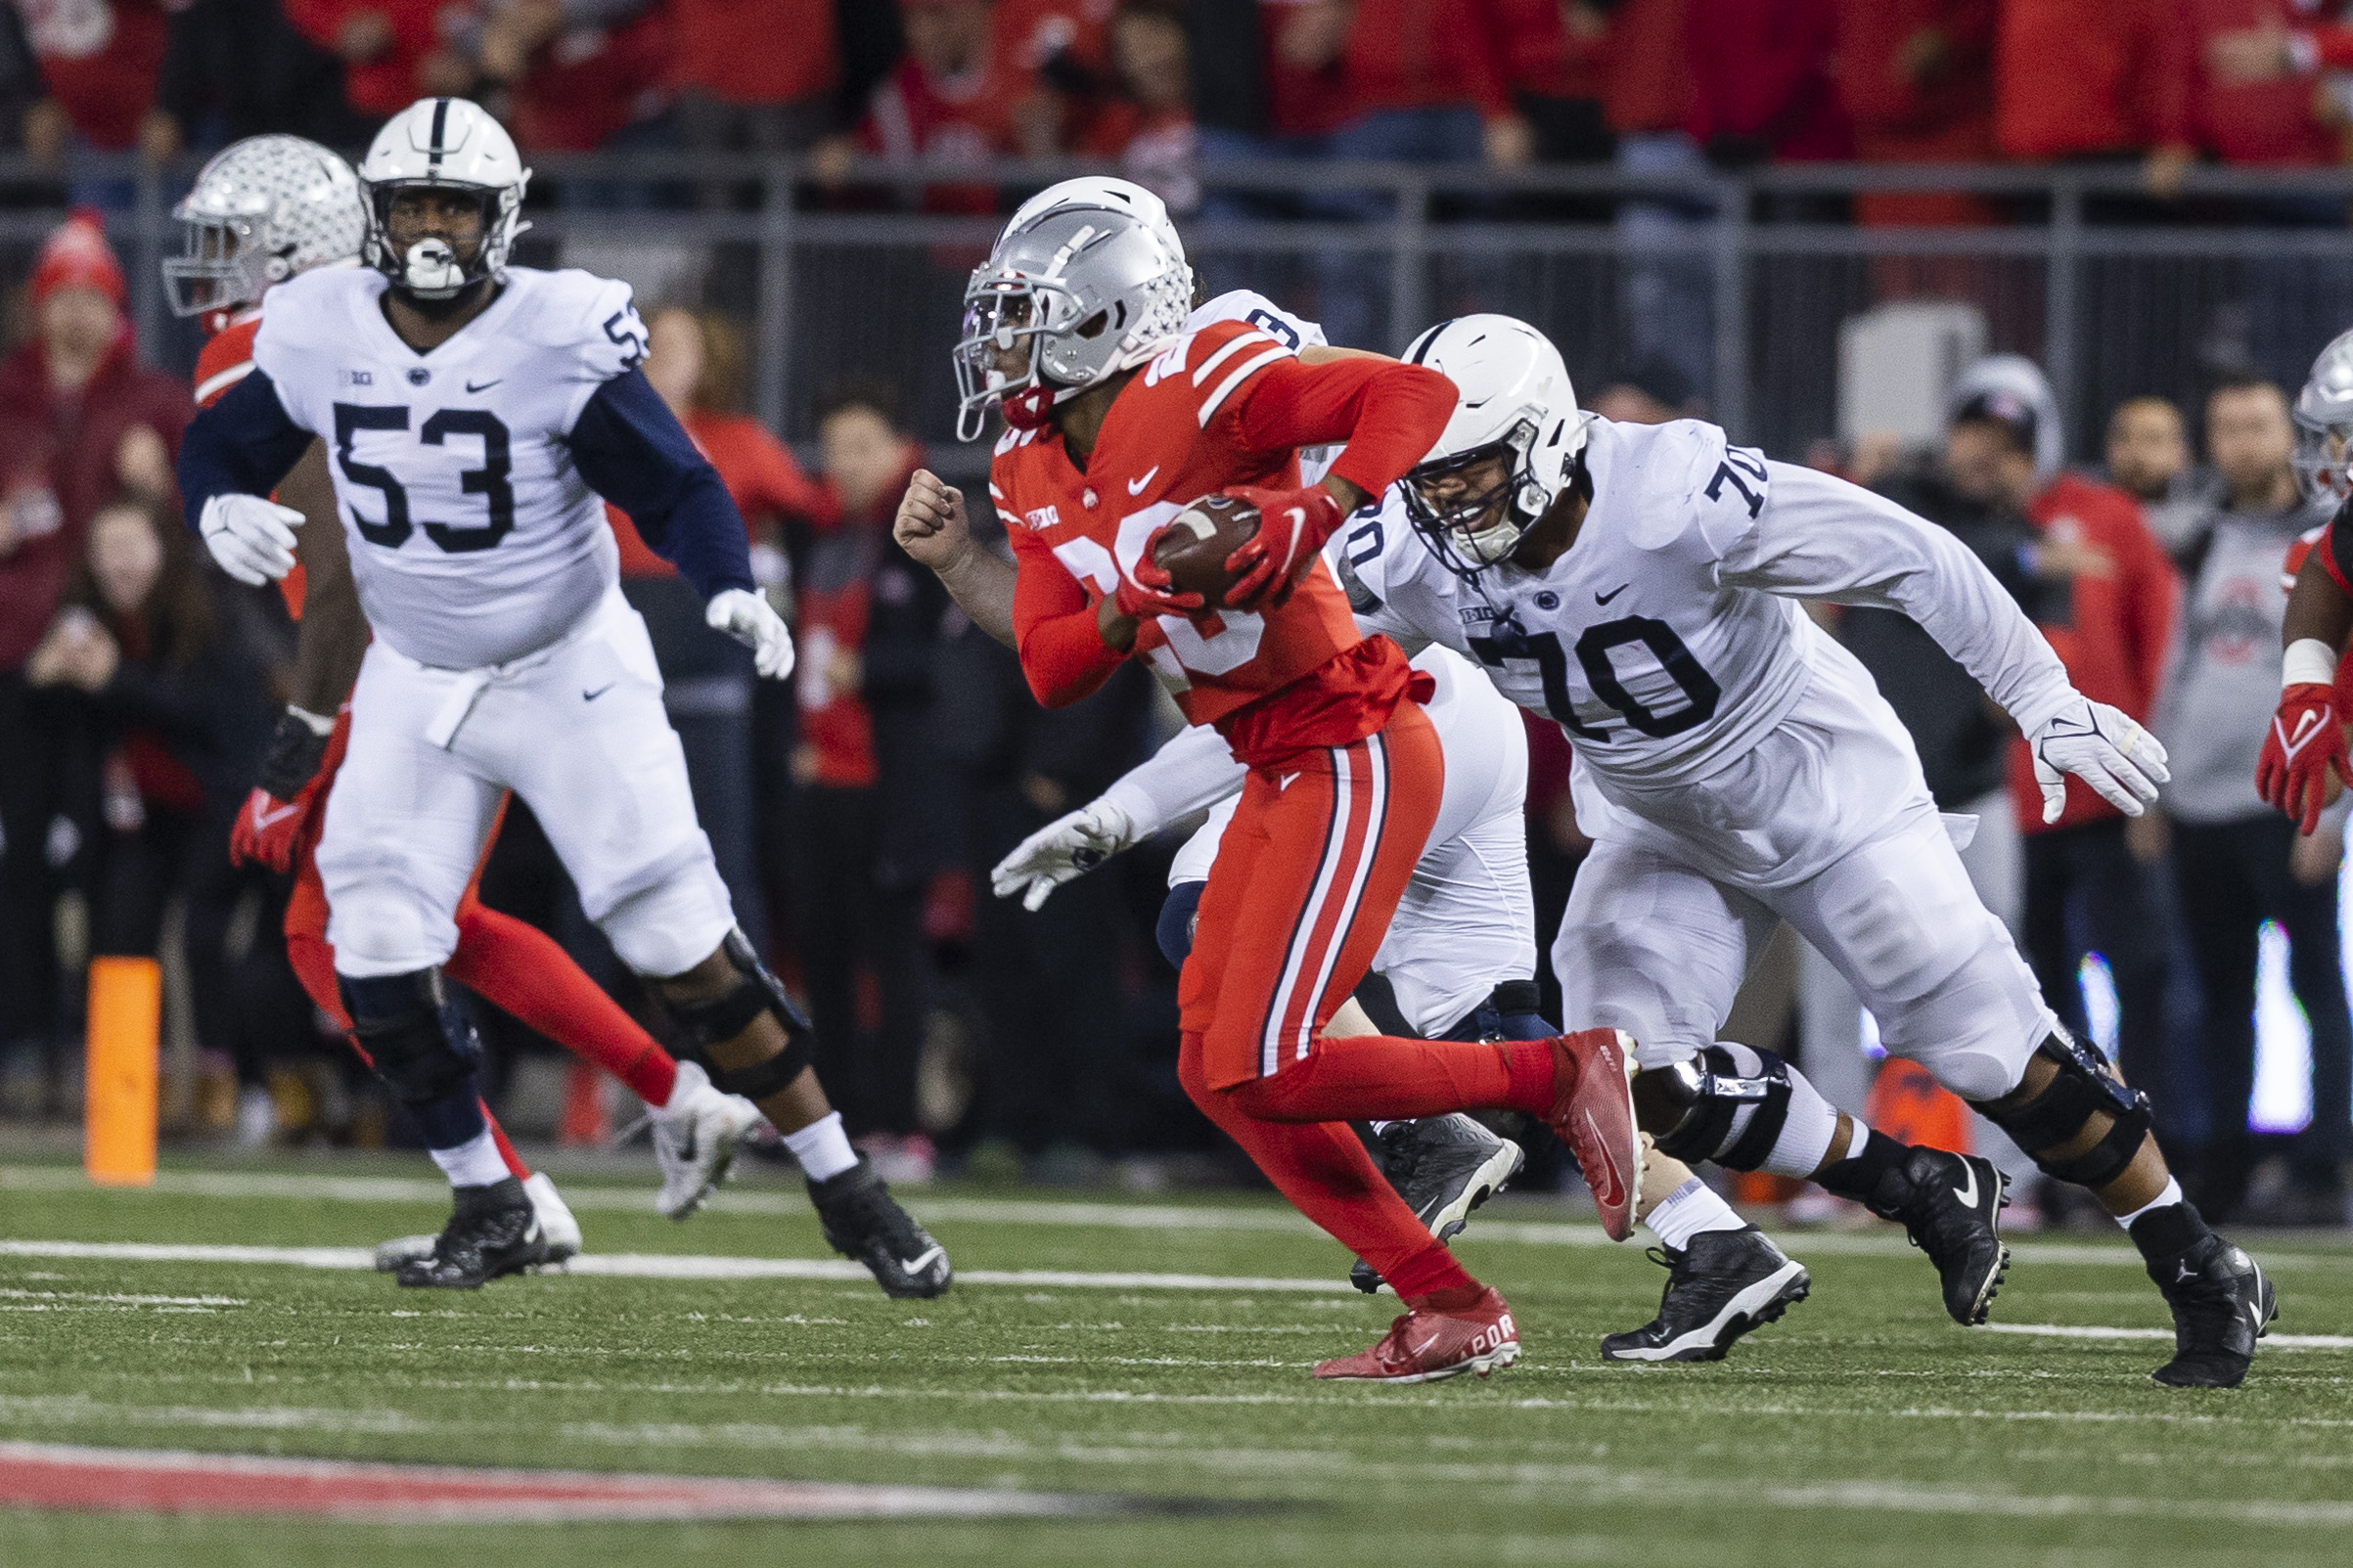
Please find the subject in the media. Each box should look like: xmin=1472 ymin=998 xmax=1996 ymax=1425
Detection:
xmin=0 ymin=0 xmax=2351 ymax=1227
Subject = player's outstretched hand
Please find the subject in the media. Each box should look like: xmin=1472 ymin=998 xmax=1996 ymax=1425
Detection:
xmin=990 ymin=797 xmax=1139 ymax=911
xmin=229 ymin=706 xmax=337 ymax=872
xmin=2029 ymin=695 xmax=2170 ymax=823
xmin=894 ymin=469 xmax=973 ymax=573
xmin=2257 ymin=683 xmax=2353 ymax=834
xmin=199 ymin=493 xmax=302 ymax=586
xmin=706 ymin=588 xmax=796 ymax=679
xmin=1218 ymin=482 xmax=1345 ymax=613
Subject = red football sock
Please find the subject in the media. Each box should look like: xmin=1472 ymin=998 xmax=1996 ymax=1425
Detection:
xmin=485 ymin=1106 xmax=530 ymax=1180
xmin=1225 ymin=1034 xmax=1517 ymax=1123
xmin=1178 ymin=1033 xmax=1464 ymax=1283
xmin=447 ymin=906 xmax=679 ymax=1107
xmin=1502 ymin=1040 xmax=1558 ymax=1118
xmin=283 ymin=923 xmax=351 ymax=1033
xmin=1387 ymin=1245 xmax=1478 ymax=1304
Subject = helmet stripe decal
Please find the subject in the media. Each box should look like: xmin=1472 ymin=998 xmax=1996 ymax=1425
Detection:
xmin=428 ymin=98 xmax=449 ymax=173
xmin=1407 ymin=319 xmax=1457 ymax=366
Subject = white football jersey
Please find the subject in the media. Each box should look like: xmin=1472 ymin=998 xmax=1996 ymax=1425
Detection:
xmin=252 ymin=265 xmax=649 ymax=670
xmin=1339 ymin=416 xmax=2079 ymax=883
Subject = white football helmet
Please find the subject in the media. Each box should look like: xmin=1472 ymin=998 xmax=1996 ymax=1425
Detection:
xmin=357 ymin=97 xmax=530 ymax=300
xmin=164 ymin=135 xmax=364 ymax=318
xmin=2294 ymin=328 xmax=2353 ymax=505
xmin=1399 ymin=315 xmax=1588 ymax=576
xmin=1005 ymin=176 xmax=1191 ymax=298
xmin=953 ymin=203 xmax=1191 ymax=442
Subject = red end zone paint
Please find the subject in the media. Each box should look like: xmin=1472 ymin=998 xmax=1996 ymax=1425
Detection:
xmin=0 ymin=1442 xmax=1107 ymax=1523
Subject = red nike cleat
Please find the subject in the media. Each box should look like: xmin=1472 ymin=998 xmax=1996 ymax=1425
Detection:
xmin=1548 ymin=1028 xmax=1642 ymax=1241
xmin=1313 ymin=1286 xmax=1520 ymax=1383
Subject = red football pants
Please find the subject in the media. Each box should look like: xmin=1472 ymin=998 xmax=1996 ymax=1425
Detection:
xmin=1177 ymin=701 xmax=1538 ymax=1290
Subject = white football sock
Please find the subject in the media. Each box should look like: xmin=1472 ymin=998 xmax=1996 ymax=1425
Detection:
xmin=2113 ymin=1176 xmax=2184 ymax=1230
xmin=1645 ymin=1177 xmax=1745 ymax=1251
xmin=430 ymin=1126 xmax=512 ymax=1188
xmin=784 ymin=1110 xmax=859 ymax=1182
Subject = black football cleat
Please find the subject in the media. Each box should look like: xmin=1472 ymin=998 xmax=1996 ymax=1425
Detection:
xmin=394 ymin=1177 xmax=547 ymax=1290
xmin=2149 ymin=1232 xmax=2276 ymax=1388
xmin=1602 ymin=1226 xmax=1811 ymax=1362
xmin=808 ymin=1157 xmax=951 ymax=1299
xmin=1350 ymin=1115 xmax=1526 ymax=1293
xmin=1855 ymin=1147 xmax=2011 ymax=1325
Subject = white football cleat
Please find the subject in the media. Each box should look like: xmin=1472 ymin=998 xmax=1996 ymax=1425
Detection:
xmin=652 ymin=1060 xmax=764 ymax=1219
xmin=523 ymin=1171 xmax=583 ymax=1263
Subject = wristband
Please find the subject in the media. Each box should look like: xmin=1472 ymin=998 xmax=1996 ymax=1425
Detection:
xmin=2284 ymin=638 xmax=2338 ymax=689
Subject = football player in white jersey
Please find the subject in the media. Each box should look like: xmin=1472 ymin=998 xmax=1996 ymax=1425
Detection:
xmin=176 ymin=98 xmax=949 ymax=1299
xmin=908 ymin=180 xmax=1811 ymax=1361
xmin=1359 ymin=314 xmax=2274 ymax=1387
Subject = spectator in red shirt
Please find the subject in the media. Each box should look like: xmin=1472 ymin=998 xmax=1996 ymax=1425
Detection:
xmin=281 ymin=0 xmax=479 ymax=124
xmin=1944 ymin=357 xmax=2185 ymax=1102
xmin=1685 ymin=0 xmax=1849 ymax=168
xmin=1189 ymin=0 xmax=1355 ymax=226
xmin=1077 ymin=2 xmax=1198 ymax=211
xmin=992 ymin=0 xmax=1115 ymax=156
xmin=471 ymin=0 xmax=674 ymax=155
xmin=816 ymin=0 xmax=1013 ymax=216
xmin=1994 ymin=0 xmax=2195 ymax=199
xmin=1605 ymin=0 xmax=1714 ymax=404
xmin=622 ymin=305 xmax=831 ymax=956
xmin=1838 ymin=0 xmax=1999 ymax=227
xmin=0 ymin=213 xmax=197 ymax=1098
xmin=16 ymin=0 xmax=178 ymax=161
xmin=787 ymin=377 xmax=952 ymax=1172
xmin=670 ymin=0 xmax=839 ymax=154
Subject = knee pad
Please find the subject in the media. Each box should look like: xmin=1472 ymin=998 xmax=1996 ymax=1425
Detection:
xmin=1644 ymin=1044 xmax=1792 ymax=1171
xmin=339 ymin=970 xmax=479 ymax=1105
xmin=658 ymin=928 xmax=814 ymax=1100
xmin=1970 ymin=1028 xmax=2152 ymax=1189
xmin=1157 ymin=881 xmax=1205 ymax=970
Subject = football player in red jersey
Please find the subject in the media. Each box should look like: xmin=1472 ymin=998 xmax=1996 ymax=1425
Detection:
xmin=167 ymin=135 xmax=765 ymax=1277
xmin=922 ymin=202 xmax=1642 ymax=1382
xmin=2265 ymin=327 xmax=2353 ymax=830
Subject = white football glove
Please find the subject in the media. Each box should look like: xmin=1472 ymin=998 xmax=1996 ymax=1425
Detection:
xmin=2028 ymin=695 xmax=2170 ymax=822
xmin=991 ymin=798 xmax=1139 ymax=911
xmin=705 ymin=587 xmax=795 ymax=679
xmin=199 ymin=493 xmax=302 ymax=586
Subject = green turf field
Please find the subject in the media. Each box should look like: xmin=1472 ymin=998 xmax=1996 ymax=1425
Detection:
xmin=3 ymin=1152 xmax=2350 ymax=1567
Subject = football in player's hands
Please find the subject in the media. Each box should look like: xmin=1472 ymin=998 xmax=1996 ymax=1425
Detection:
xmin=1150 ymin=493 xmax=1261 ymax=612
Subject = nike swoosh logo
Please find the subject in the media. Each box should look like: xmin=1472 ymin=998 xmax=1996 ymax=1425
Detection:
xmin=898 ymin=1245 xmax=945 ymax=1277
xmin=1127 ymin=466 xmax=1159 ymax=496
xmin=582 ymin=683 xmax=616 ymax=701
xmin=1408 ymin=1331 xmax=1443 ymax=1359
xmin=1596 ymin=583 xmax=1629 ymax=605
xmin=1580 ymin=1108 xmax=1627 ymax=1209
xmin=250 ymin=800 xmax=301 ymax=831
xmin=466 ymin=378 xmax=502 ymax=393
xmin=2176 ymin=1260 xmax=2197 ymax=1283
xmin=1279 ymin=772 xmax=1302 ymax=791
xmin=1953 ymin=1160 xmax=1979 ymax=1208
xmin=2281 ymin=706 xmax=2330 ymax=762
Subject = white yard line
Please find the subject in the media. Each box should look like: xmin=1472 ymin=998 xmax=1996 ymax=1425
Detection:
xmin=8 ymin=1164 xmax=2352 ymax=1272
xmin=0 ymin=1238 xmax=1361 ymax=1295
xmin=1983 ymin=1322 xmax=2353 ymax=1351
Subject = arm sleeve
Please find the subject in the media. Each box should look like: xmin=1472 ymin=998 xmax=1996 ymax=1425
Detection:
xmin=568 ymin=369 xmax=756 ymax=600
xmin=174 ymin=369 xmax=317 ymax=533
xmin=1719 ymin=461 xmax=2080 ymax=737
xmin=1225 ymin=355 xmax=1458 ymax=501
xmin=1100 ymin=721 xmax=1249 ymax=836
xmin=1008 ymin=523 xmax=1125 ymax=707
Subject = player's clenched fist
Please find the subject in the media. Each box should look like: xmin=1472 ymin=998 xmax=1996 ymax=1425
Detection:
xmin=2258 ymin=683 xmax=2352 ymax=834
xmin=200 ymin=493 xmax=302 ymax=585
xmin=894 ymin=468 xmax=973 ymax=572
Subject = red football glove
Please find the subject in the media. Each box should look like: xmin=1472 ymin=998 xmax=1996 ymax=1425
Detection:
xmin=1219 ymin=483 xmax=1345 ymax=614
xmin=2257 ymin=683 xmax=2353 ymax=834
xmin=228 ymin=780 xmax=323 ymax=873
xmin=1116 ymin=531 xmax=1208 ymax=621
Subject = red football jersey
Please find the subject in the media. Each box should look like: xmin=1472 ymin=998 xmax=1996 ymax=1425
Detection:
xmin=993 ymin=318 xmax=1427 ymax=767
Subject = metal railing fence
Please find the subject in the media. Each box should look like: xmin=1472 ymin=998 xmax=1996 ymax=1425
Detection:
xmin=19 ymin=151 xmax=2353 ymax=474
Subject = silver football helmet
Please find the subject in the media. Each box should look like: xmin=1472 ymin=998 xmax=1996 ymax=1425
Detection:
xmin=357 ymin=97 xmax=531 ymax=299
xmin=953 ymin=204 xmax=1192 ymax=443
xmin=2294 ymin=328 xmax=2353 ymax=505
xmin=163 ymin=135 xmax=364 ymax=317
xmin=1004 ymin=175 xmax=1192 ymax=298
xmin=1399 ymin=315 xmax=1589 ymax=577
